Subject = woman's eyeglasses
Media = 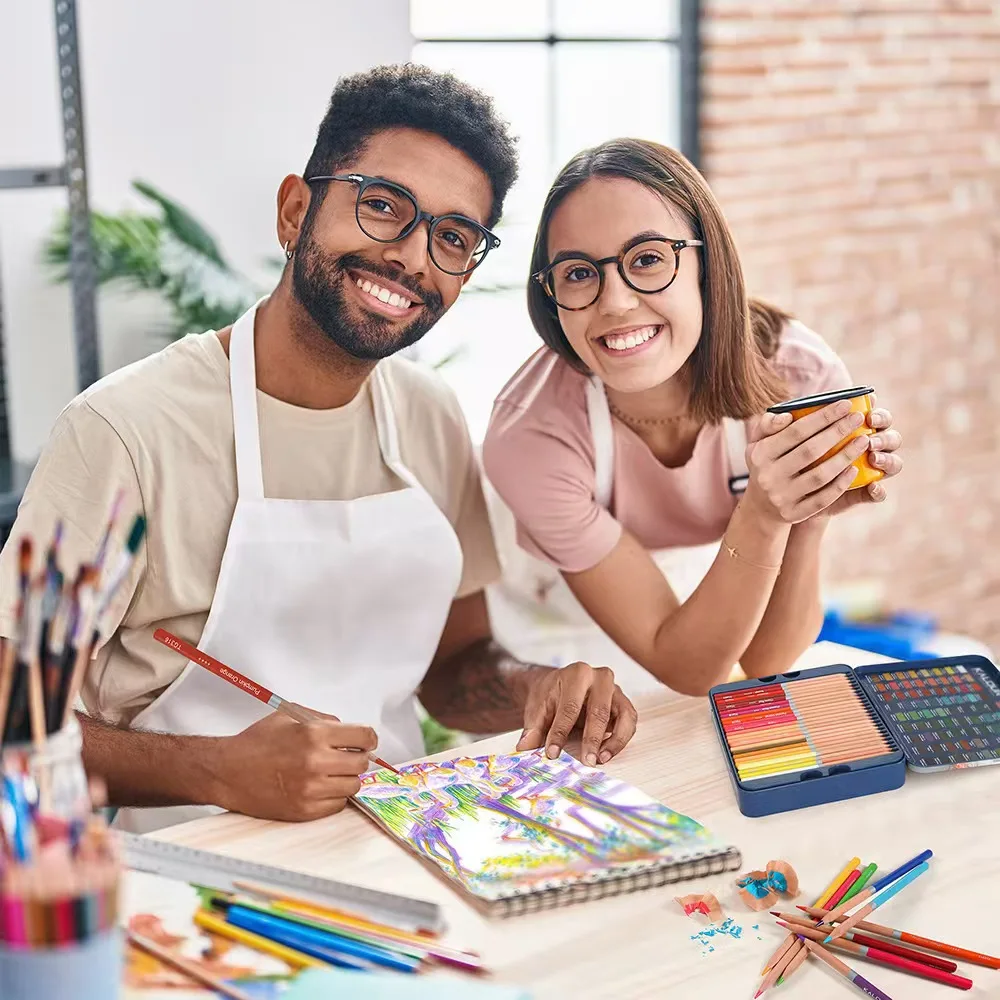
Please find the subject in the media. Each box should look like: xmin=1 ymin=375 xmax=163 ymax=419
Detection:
xmin=304 ymin=172 xmax=500 ymax=277
xmin=533 ymin=236 xmax=704 ymax=311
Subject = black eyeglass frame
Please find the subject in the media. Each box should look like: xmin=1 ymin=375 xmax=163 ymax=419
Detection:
xmin=304 ymin=172 xmax=501 ymax=276
xmin=533 ymin=236 xmax=704 ymax=311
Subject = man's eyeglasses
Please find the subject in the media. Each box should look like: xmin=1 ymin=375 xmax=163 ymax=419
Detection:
xmin=304 ymin=173 xmax=500 ymax=276
xmin=533 ymin=236 xmax=704 ymax=311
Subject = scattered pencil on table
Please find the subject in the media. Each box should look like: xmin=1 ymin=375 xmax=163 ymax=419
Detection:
xmin=775 ymin=921 xmax=973 ymax=990
xmin=127 ymin=930 xmax=254 ymax=1000
xmin=823 ymin=862 xmax=930 ymax=944
xmin=801 ymin=937 xmax=894 ymax=1000
xmin=152 ymin=628 xmax=401 ymax=775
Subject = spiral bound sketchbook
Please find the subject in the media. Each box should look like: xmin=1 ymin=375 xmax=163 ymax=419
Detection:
xmin=354 ymin=750 xmax=741 ymax=917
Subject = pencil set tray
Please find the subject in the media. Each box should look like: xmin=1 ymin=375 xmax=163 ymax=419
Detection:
xmin=709 ymin=664 xmax=905 ymax=818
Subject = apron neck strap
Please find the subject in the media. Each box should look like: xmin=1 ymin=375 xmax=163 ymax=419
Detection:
xmin=229 ymin=300 xmax=266 ymax=500
xmin=585 ymin=375 xmax=750 ymax=506
xmin=585 ymin=376 xmax=615 ymax=509
xmin=229 ymin=301 xmax=419 ymax=498
xmin=370 ymin=365 xmax=419 ymax=489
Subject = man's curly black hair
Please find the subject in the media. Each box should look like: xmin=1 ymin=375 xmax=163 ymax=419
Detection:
xmin=303 ymin=64 xmax=518 ymax=229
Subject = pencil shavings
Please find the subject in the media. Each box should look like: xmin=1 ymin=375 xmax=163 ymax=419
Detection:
xmin=674 ymin=892 xmax=723 ymax=921
xmin=736 ymin=860 xmax=799 ymax=911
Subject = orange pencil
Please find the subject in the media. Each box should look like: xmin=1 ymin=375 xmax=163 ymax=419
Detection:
xmin=798 ymin=906 xmax=1000 ymax=969
xmin=153 ymin=629 xmax=399 ymax=774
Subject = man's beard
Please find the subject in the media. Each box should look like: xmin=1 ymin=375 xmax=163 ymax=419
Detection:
xmin=291 ymin=232 xmax=445 ymax=361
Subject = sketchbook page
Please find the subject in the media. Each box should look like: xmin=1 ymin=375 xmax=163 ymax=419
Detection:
xmin=120 ymin=870 xmax=292 ymax=997
xmin=354 ymin=750 xmax=726 ymax=904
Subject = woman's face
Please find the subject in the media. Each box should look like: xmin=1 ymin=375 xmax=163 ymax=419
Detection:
xmin=545 ymin=176 xmax=703 ymax=394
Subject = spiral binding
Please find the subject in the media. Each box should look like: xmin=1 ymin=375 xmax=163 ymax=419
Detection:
xmin=493 ymin=846 xmax=743 ymax=917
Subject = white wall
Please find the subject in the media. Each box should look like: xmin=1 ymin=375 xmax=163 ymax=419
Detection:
xmin=0 ymin=0 xmax=413 ymax=460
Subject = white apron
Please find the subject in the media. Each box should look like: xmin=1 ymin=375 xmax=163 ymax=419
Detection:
xmin=486 ymin=377 xmax=747 ymax=696
xmin=116 ymin=301 xmax=463 ymax=833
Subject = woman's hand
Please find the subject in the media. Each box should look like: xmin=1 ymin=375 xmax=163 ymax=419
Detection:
xmin=742 ymin=398 xmax=879 ymax=525
xmin=820 ymin=401 xmax=902 ymax=517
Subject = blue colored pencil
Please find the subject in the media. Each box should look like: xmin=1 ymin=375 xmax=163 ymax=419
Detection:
xmin=226 ymin=904 xmax=421 ymax=974
xmin=824 ymin=863 xmax=929 ymax=944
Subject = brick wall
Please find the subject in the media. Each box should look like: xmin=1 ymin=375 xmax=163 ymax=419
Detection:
xmin=701 ymin=0 xmax=1000 ymax=650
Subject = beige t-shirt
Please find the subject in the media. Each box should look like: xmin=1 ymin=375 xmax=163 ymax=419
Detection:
xmin=0 ymin=332 xmax=500 ymax=725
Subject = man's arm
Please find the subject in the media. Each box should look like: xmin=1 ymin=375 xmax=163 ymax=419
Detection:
xmin=418 ymin=591 xmax=638 ymax=765
xmin=80 ymin=710 xmax=375 ymax=821
xmin=79 ymin=713 xmax=229 ymax=809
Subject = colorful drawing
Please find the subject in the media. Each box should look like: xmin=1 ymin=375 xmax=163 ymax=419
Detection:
xmin=355 ymin=750 xmax=720 ymax=903
xmin=120 ymin=871 xmax=292 ymax=997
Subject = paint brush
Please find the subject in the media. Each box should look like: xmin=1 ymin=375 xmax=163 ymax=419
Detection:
xmin=152 ymin=629 xmax=400 ymax=774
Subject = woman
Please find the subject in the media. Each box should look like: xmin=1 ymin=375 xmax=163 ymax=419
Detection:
xmin=482 ymin=139 xmax=902 ymax=714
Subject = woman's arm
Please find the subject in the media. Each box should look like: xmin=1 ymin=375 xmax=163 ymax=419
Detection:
xmin=564 ymin=501 xmax=790 ymax=696
xmin=739 ymin=520 xmax=827 ymax=678
xmin=563 ymin=402 xmax=870 ymax=696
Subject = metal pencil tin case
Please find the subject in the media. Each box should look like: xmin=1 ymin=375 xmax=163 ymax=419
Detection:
xmin=709 ymin=664 xmax=906 ymax=818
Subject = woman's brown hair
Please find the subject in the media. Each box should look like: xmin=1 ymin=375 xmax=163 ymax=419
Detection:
xmin=526 ymin=138 xmax=788 ymax=422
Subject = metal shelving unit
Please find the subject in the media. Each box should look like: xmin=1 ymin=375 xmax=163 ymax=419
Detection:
xmin=0 ymin=0 xmax=99 ymax=542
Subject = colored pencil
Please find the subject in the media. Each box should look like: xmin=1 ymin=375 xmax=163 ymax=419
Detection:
xmin=826 ymin=868 xmax=862 ymax=909
xmin=759 ymin=856 xmax=859 ymax=989
xmin=153 ymin=629 xmax=400 ymax=774
xmin=841 ymin=862 xmax=878 ymax=904
xmin=800 ymin=938 xmax=893 ymax=999
xmin=128 ymin=931 xmax=254 ymax=1000
xmin=824 ymin=864 xmax=930 ymax=944
xmin=771 ymin=912 xmax=959 ymax=972
xmin=776 ymin=922 xmax=973 ymax=990
xmin=193 ymin=909 xmax=328 ymax=969
xmin=819 ymin=850 xmax=933 ymax=924
xmin=798 ymin=907 xmax=1000 ymax=969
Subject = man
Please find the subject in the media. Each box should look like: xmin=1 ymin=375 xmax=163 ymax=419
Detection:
xmin=0 ymin=65 xmax=637 ymax=832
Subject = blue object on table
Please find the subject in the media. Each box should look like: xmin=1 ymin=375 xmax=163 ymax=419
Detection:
xmin=818 ymin=610 xmax=937 ymax=660
xmin=286 ymin=967 xmax=534 ymax=999
xmin=0 ymin=930 xmax=121 ymax=1000
xmin=226 ymin=905 xmax=420 ymax=974
xmin=708 ymin=664 xmax=906 ymax=818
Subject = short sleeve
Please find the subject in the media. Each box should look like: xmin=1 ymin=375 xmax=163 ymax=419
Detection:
xmin=482 ymin=401 xmax=623 ymax=573
xmin=0 ymin=400 xmax=146 ymax=658
xmin=774 ymin=319 xmax=854 ymax=399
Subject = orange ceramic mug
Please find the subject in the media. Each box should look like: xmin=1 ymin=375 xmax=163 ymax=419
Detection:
xmin=767 ymin=385 xmax=883 ymax=491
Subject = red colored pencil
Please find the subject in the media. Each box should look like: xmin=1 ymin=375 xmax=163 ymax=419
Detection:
xmin=153 ymin=629 xmax=399 ymax=774
xmin=797 ymin=906 xmax=1000 ymax=970
xmin=771 ymin=912 xmax=958 ymax=972
xmin=826 ymin=868 xmax=862 ymax=909
xmin=776 ymin=922 xmax=973 ymax=991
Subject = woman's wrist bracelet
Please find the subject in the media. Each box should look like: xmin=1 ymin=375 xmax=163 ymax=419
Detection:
xmin=721 ymin=534 xmax=783 ymax=573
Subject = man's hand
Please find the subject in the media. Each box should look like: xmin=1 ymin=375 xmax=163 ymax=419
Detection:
xmin=214 ymin=712 xmax=377 ymax=822
xmin=515 ymin=662 xmax=638 ymax=767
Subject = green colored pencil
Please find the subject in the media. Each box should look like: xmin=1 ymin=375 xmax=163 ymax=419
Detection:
xmin=839 ymin=862 xmax=877 ymax=904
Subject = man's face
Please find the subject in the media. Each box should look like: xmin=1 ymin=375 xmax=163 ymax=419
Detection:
xmin=291 ymin=128 xmax=494 ymax=360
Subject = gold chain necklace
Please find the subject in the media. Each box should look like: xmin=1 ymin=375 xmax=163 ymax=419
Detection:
xmin=608 ymin=400 xmax=691 ymax=427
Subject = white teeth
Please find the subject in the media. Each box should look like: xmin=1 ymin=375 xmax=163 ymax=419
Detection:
xmin=354 ymin=276 xmax=413 ymax=309
xmin=602 ymin=326 xmax=659 ymax=352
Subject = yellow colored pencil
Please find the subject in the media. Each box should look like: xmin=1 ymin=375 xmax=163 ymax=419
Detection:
xmin=193 ymin=909 xmax=327 ymax=969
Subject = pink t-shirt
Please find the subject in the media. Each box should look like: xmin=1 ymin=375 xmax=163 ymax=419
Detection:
xmin=482 ymin=320 xmax=852 ymax=573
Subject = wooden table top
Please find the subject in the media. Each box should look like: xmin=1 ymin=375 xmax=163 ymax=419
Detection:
xmin=154 ymin=689 xmax=1000 ymax=998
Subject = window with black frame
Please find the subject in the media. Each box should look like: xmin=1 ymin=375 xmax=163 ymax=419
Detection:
xmin=410 ymin=1 xmax=700 ymax=441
